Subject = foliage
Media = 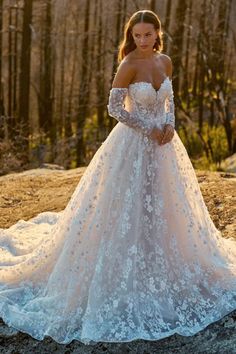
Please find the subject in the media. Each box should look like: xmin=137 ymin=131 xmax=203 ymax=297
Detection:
xmin=0 ymin=140 xmax=25 ymax=175
xmin=178 ymin=122 xmax=229 ymax=171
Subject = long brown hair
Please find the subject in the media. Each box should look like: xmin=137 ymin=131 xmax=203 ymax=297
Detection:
xmin=117 ymin=10 xmax=163 ymax=63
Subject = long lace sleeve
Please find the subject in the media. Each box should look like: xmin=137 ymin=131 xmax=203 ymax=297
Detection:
xmin=165 ymin=81 xmax=175 ymax=128
xmin=107 ymin=88 xmax=155 ymax=136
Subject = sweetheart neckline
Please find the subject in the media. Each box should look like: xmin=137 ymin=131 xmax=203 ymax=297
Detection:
xmin=128 ymin=76 xmax=170 ymax=93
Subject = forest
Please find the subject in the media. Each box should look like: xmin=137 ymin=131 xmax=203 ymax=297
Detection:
xmin=0 ymin=0 xmax=235 ymax=175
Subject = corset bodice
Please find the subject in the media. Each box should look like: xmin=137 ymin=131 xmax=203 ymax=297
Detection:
xmin=125 ymin=76 xmax=172 ymax=128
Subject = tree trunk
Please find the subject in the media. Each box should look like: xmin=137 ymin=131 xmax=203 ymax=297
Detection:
xmin=109 ymin=0 xmax=123 ymax=131
xmin=163 ymin=0 xmax=172 ymax=53
xmin=0 ymin=0 xmax=5 ymax=139
xmin=18 ymin=0 xmax=33 ymax=163
xmin=95 ymin=0 xmax=106 ymax=141
xmin=169 ymin=0 xmax=187 ymax=126
xmin=76 ymin=0 xmax=91 ymax=166
xmin=38 ymin=0 xmax=55 ymax=160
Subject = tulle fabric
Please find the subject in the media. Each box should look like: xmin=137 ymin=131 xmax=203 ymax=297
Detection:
xmin=0 ymin=80 xmax=235 ymax=345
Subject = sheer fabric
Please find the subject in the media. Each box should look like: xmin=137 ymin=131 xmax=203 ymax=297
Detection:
xmin=0 ymin=77 xmax=235 ymax=345
xmin=107 ymin=88 xmax=156 ymax=135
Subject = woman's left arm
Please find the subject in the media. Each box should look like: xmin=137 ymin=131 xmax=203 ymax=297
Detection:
xmin=165 ymin=82 xmax=175 ymax=129
xmin=160 ymin=55 xmax=175 ymax=145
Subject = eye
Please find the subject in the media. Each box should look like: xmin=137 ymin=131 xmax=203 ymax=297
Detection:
xmin=134 ymin=33 xmax=151 ymax=38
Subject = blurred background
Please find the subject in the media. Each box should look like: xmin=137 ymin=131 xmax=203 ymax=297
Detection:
xmin=0 ymin=0 xmax=235 ymax=175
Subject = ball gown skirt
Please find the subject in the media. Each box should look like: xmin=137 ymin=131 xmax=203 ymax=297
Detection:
xmin=0 ymin=78 xmax=235 ymax=345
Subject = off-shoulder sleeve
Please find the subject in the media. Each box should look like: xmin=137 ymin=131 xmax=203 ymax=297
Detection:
xmin=165 ymin=81 xmax=175 ymax=128
xmin=107 ymin=88 xmax=155 ymax=136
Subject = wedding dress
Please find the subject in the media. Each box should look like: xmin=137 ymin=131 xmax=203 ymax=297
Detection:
xmin=0 ymin=76 xmax=236 ymax=345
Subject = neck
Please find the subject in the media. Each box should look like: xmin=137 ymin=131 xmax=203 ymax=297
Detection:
xmin=134 ymin=48 xmax=156 ymax=59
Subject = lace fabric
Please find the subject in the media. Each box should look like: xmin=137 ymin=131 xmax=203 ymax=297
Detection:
xmin=107 ymin=88 xmax=155 ymax=136
xmin=165 ymin=81 xmax=175 ymax=127
xmin=0 ymin=77 xmax=235 ymax=345
xmin=107 ymin=77 xmax=176 ymax=136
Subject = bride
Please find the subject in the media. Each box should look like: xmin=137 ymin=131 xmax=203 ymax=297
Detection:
xmin=0 ymin=9 xmax=236 ymax=346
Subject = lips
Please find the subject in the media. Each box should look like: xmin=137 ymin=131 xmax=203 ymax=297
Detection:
xmin=141 ymin=45 xmax=148 ymax=48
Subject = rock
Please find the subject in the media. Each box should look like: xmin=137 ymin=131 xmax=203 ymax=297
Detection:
xmin=221 ymin=153 xmax=236 ymax=173
xmin=39 ymin=163 xmax=65 ymax=170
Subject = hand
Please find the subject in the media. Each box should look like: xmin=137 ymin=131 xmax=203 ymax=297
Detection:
xmin=159 ymin=124 xmax=174 ymax=145
xmin=149 ymin=126 xmax=164 ymax=145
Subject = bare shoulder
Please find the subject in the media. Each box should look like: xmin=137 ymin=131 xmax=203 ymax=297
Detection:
xmin=112 ymin=56 xmax=136 ymax=88
xmin=159 ymin=53 xmax=173 ymax=78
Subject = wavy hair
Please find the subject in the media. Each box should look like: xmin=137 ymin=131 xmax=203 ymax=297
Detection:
xmin=117 ymin=10 xmax=163 ymax=63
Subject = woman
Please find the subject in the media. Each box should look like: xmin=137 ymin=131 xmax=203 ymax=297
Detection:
xmin=0 ymin=9 xmax=235 ymax=346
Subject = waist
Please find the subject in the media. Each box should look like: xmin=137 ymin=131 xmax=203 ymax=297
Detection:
xmin=128 ymin=109 xmax=167 ymax=124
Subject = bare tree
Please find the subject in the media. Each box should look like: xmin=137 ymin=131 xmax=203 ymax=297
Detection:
xmin=76 ymin=0 xmax=91 ymax=166
xmin=38 ymin=0 xmax=55 ymax=156
xmin=0 ymin=0 xmax=5 ymax=139
xmin=18 ymin=0 xmax=33 ymax=162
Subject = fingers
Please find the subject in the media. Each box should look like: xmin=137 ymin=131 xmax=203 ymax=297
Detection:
xmin=160 ymin=127 xmax=174 ymax=145
xmin=153 ymin=126 xmax=174 ymax=145
xmin=151 ymin=128 xmax=164 ymax=144
xmin=160 ymin=130 xmax=168 ymax=144
xmin=157 ymin=132 xmax=165 ymax=145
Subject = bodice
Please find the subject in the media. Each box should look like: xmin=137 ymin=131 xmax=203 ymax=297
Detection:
xmin=124 ymin=76 xmax=173 ymax=128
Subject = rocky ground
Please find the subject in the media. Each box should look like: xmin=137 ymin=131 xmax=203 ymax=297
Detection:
xmin=0 ymin=165 xmax=235 ymax=353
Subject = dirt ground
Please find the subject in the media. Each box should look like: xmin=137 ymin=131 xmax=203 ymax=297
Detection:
xmin=0 ymin=166 xmax=235 ymax=353
xmin=0 ymin=166 xmax=235 ymax=239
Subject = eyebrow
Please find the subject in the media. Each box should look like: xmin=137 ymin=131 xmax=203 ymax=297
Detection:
xmin=134 ymin=31 xmax=152 ymax=35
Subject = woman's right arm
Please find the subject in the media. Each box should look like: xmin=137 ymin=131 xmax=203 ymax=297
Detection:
xmin=107 ymin=60 xmax=156 ymax=136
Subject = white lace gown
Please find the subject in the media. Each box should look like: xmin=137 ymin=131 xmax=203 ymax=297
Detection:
xmin=0 ymin=77 xmax=236 ymax=345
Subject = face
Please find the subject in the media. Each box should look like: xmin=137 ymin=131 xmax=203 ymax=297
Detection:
xmin=131 ymin=22 xmax=158 ymax=51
